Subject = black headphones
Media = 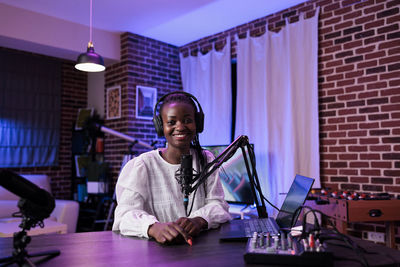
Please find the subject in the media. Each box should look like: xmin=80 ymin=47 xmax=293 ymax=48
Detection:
xmin=152 ymin=91 xmax=204 ymax=137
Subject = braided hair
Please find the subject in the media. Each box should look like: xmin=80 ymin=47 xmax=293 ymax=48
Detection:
xmin=159 ymin=92 xmax=207 ymax=171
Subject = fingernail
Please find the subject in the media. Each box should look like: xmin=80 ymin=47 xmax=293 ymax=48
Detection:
xmin=187 ymin=238 xmax=193 ymax=246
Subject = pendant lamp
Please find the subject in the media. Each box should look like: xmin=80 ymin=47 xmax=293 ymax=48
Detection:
xmin=75 ymin=0 xmax=105 ymax=72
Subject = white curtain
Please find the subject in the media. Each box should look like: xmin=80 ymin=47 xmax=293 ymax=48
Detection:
xmin=180 ymin=39 xmax=231 ymax=146
xmin=235 ymin=10 xmax=320 ymax=216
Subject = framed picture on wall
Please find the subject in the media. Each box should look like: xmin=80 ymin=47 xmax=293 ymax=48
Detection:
xmin=106 ymin=85 xmax=121 ymax=120
xmin=136 ymin=85 xmax=157 ymax=120
xmin=74 ymin=155 xmax=90 ymax=177
xmin=75 ymin=108 xmax=94 ymax=130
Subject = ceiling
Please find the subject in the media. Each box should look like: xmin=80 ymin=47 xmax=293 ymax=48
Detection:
xmin=0 ymin=0 xmax=308 ymax=47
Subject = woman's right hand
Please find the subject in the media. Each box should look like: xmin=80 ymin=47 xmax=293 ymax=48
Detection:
xmin=148 ymin=222 xmax=190 ymax=244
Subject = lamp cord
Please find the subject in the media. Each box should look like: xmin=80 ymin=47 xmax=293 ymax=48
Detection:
xmin=89 ymin=0 xmax=93 ymax=44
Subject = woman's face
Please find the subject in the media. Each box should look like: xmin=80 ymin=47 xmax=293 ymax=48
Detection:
xmin=161 ymin=101 xmax=196 ymax=151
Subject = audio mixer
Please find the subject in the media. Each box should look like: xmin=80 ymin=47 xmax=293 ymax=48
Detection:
xmin=244 ymin=232 xmax=333 ymax=266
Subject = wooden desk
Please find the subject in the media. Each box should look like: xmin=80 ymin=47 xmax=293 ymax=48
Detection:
xmin=305 ymin=198 xmax=400 ymax=248
xmin=0 ymin=228 xmax=399 ymax=266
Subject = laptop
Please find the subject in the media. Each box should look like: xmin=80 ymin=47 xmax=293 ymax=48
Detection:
xmin=219 ymin=174 xmax=315 ymax=241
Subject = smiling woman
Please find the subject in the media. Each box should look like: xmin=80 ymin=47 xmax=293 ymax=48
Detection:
xmin=112 ymin=91 xmax=231 ymax=245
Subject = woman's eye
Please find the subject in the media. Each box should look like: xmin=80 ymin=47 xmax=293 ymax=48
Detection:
xmin=167 ymin=120 xmax=175 ymax=125
xmin=184 ymin=118 xmax=193 ymax=124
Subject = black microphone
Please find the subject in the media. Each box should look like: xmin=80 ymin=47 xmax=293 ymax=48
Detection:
xmin=180 ymin=154 xmax=193 ymax=212
xmin=0 ymin=169 xmax=55 ymax=220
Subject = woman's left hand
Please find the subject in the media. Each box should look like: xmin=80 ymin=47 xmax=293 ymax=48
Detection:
xmin=175 ymin=217 xmax=208 ymax=237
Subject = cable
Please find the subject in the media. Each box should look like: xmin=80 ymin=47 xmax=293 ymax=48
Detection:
xmin=296 ymin=205 xmax=370 ymax=267
xmin=246 ymin=144 xmax=279 ymax=212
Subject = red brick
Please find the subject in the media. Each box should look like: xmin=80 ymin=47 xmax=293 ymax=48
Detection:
xmin=329 ymin=146 xmax=347 ymax=152
xmin=367 ymin=81 xmax=387 ymax=90
xmin=348 ymin=145 xmax=368 ymax=151
xmin=365 ymin=51 xmax=387 ymax=60
xmin=389 ymin=79 xmax=400 ymax=86
xmin=338 ymin=108 xmax=357 ymax=115
xmin=364 ymin=4 xmax=386 ymax=14
xmin=345 ymin=85 xmax=365 ymax=93
xmin=360 ymin=153 xmax=381 ymax=160
xmin=345 ymin=71 xmax=364 ymax=79
xmin=355 ymin=45 xmax=376 ymax=54
xmin=335 ymin=21 xmax=353 ymax=31
xmin=344 ymin=10 xmax=363 ymax=20
xmin=327 ymin=88 xmax=345 ymax=95
xmin=379 ymin=40 xmax=400 ymax=50
xmin=369 ymin=145 xmax=392 ymax=152
xmin=339 ymin=123 xmax=358 ymax=130
xmin=349 ymin=162 xmax=369 ymax=168
xmin=344 ymin=40 xmax=363 ymax=49
xmin=381 ymin=120 xmax=400 ymax=127
xmin=365 ymin=19 xmax=385 ymax=30
xmin=358 ymin=90 xmax=379 ymax=99
xmin=347 ymin=115 xmax=366 ymax=122
xmin=355 ymin=14 xmax=375 ymax=24
xmin=361 ymin=169 xmax=381 ymax=176
xmin=390 ymin=96 xmax=400 ymax=103
xmin=371 ymin=161 xmax=392 ymax=168
xmin=339 ymin=154 xmax=358 ymax=160
xmin=357 ymin=60 xmax=377 ymax=69
xmin=337 ymin=79 xmax=355 ymax=86
xmin=325 ymin=45 xmax=342 ymax=54
xmin=381 ymin=88 xmax=400 ymax=96
xmin=339 ymin=138 xmax=358 ymax=144
xmin=350 ymin=177 xmax=369 ymax=183
xmin=328 ymin=117 xmax=345 ymax=124
xmin=382 ymin=104 xmax=400 ymax=112
xmin=360 ymin=138 xmax=380 ymax=144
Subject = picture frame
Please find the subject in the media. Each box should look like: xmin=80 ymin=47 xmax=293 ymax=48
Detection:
xmin=106 ymin=85 xmax=121 ymax=120
xmin=75 ymin=108 xmax=94 ymax=130
xmin=74 ymin=155 xmax=90 ymax=177
xmin=136 ymin=85 xmax=157 ymax=120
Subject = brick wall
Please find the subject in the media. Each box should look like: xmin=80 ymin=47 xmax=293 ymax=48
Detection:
xmin=1 ymin=47 xmax=88 ymax=199
xmin=180 ymin=0 xmax=400 ymax=247
xmin=104 ymin=32 xmax=182 ymax=189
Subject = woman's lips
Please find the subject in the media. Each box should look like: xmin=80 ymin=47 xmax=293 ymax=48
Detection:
xmin=173 ymin=133 xmax=189 ymax=141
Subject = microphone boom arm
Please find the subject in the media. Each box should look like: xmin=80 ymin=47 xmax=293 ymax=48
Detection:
xmin=97 ymin=124 xmax=154 ymax=150
xmin=190 ymin=135 xmax=268 ymax=218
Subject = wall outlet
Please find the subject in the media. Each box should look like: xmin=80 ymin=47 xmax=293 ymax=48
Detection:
xmin=367 ymin=231 xmax=385 ymax=243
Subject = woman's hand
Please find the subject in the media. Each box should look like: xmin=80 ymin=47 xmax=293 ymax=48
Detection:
xmin=175 ymin=217 xmax=208 ymax=237
xmin=147 ymin=222 xmax=189 ymax=244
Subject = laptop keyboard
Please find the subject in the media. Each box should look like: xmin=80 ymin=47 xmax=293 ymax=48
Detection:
xmin=244 ymin=218 xmax=279 ymax=237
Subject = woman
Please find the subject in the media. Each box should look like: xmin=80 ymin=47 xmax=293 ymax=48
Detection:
xmin=113 ymin=91 xmax=231 ymax=244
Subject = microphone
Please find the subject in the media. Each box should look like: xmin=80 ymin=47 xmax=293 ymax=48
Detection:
xmin=0 ymin=169 xmax=55 ymax=221
xmin=178 ymin=154 xmax=193 ymax=212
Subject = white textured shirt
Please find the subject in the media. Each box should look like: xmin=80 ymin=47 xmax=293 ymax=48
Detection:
xmin=112 ymin=148 xmax=231 ymax=238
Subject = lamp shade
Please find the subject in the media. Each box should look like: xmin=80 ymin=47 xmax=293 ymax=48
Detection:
xmin=75 ymin=44 xmax=105 ymax=72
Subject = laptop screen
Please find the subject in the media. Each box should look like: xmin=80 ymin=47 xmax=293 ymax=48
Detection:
xmin=275 ymin=174 xmax=314 ymax=228
xmin=202 ymin=145 xmax=256 ymax=205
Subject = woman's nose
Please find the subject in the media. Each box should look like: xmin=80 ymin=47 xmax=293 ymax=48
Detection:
xmin=175 ymin=121 xmax=185 ymax=130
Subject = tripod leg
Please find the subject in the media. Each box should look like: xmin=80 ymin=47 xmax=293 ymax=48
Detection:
xmin=0 ymin=255 xmax=16 ymax=266
xmin=27 ymin=250 xmax=60 ymax=265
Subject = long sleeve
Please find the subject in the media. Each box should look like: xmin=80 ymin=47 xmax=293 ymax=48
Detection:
xmin=112 ymin=149 xmax=232 ymax=238
xmin=112 ymin=158 xmax=158 ymax=238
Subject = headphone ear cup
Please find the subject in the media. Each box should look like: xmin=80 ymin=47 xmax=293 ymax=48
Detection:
xmin=195 ymin=112 xmax=204 ymax=133
xmin=153 ymin=115 xmax=164 ymax=137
